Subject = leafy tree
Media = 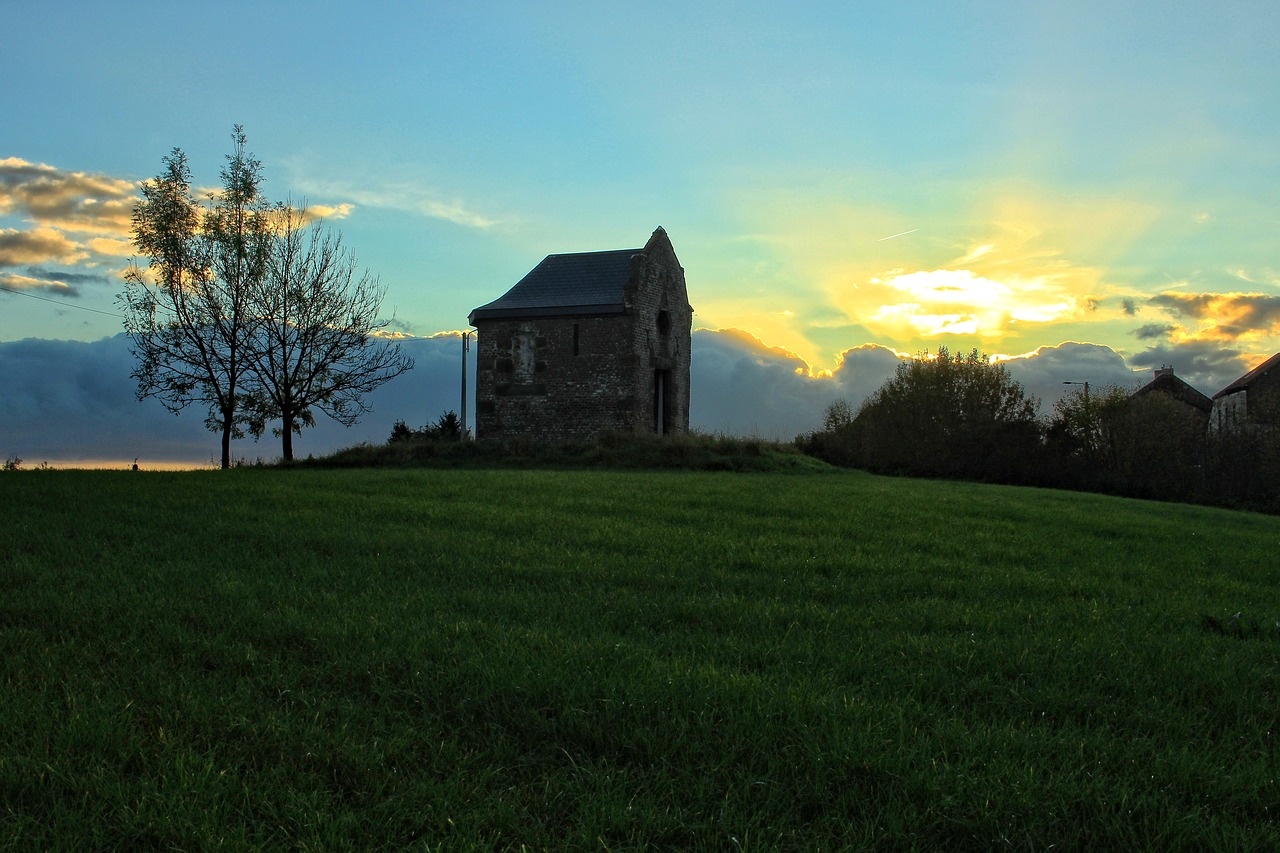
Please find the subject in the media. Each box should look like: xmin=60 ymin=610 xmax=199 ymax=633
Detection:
xmin=813 ymin=346 xmax=1042 ymax=482
xmin=121 ymin=128 xmax=271 ymax=468
xmin=431 ymin=410 xmax=463 ymax=441
xmin=388 ymin=419 xmax=416 ymax=444
xmin=1048 ymin=386 xmax=1208 ymax=499
xmin=245 ymin=204 xmax=413 ymax=461
xmin=1045 ymin=385 xmax=1129 ymax=487
xmin=387 ymin=411 xmax=464 ymax=444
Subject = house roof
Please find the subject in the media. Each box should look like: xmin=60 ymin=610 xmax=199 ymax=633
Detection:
xmin=1214 ymin=351 xmax=1280 ymax=399
xmin=1132 ymin=371 xmax=1212 ymax=413
xmin=468 ymin=247 xmax=641 ymax=323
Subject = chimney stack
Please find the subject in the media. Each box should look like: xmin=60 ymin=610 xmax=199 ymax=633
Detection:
xmin=1155 ymin=364 xmax=1174 ymax=380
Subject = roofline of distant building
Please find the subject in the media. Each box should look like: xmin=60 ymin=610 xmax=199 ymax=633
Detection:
xmin=468 ymin=303 xmax=627 ymax=325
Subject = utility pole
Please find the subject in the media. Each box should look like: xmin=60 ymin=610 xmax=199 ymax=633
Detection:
xmin=460 ymin=331 xmax=471 ymax=440
xmin=1062 ymin=380 xmax=1090 ymax=402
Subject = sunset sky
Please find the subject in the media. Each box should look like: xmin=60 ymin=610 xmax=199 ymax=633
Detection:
xmin=3 ymin=1 xmax=1279 ymax=464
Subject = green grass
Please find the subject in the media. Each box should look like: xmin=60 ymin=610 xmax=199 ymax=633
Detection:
xmin=3 ymin=468 xmax=1279 ymax=850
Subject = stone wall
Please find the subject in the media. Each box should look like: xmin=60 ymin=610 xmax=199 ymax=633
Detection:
xmin=474 ymin=314 xmax=641 ymax=441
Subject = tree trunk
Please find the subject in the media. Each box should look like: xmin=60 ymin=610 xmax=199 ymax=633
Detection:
xmin=220 ymin=416 xmax=232 ymax=469
xmin=281 ymin=410 xmax=294 ymax=462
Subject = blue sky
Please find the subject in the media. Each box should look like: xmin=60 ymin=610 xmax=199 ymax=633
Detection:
xmin=3 ymin=1 xmax=1279 ymax=463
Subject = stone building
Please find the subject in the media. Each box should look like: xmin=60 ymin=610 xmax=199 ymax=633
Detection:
xmin=1211 ymin=351 xmax=1280 ymax=431
xmin=468 ymin=227 xmax=692 ymax=442
xmin=1131 ymin=365 xmax=1212 ymax=426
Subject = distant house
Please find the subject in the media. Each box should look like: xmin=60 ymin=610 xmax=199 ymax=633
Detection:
xmin=1211 ymin=352 xmax=1280 ymax=432
xmin=1131 ymin=365 xmax=1212 ymax=427
xmin=468 ymin=227 xmax=693 ymax=442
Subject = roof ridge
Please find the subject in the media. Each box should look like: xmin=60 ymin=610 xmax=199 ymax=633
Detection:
xmin=1214 ymin=351 xmax=1280 ymax=398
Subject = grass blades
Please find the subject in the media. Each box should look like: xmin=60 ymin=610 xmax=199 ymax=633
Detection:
xmin=2 ymin=469 xmax=1279 ymax=849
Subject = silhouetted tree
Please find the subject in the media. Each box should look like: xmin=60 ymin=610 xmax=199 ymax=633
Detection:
xmin=121 ymin=128 xmax=271 ymax=468
xmin=387 ymin=411 xmax=463 ymax=445
xmin=810 ymin=347 xmax=1042 ymax=482
xmin=431 ymin=410 xmax=463 ymax=441
xmin=1048 ymin=386 xmax=1207 ymax=499
xmin=244 ymin=204 xmax=413 ymax=461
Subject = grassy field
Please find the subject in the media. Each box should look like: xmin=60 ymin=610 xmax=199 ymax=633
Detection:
xmin=2 ymin=468 xmax=1279 ymax=850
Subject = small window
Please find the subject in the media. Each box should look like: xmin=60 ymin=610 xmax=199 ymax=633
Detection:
xmin=657 ymin=310 xmax=671 ymax=337
xmin=573 ymin=323 xmax=580 ymax=356
xmin=513 ymin=331 xmax=535 ymax=382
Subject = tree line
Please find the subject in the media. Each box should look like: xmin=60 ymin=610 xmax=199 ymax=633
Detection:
xmin=121 ymin=128 xmax=413 ymax=467
xmin=798 ymin=346 xmax=1280 ymax=512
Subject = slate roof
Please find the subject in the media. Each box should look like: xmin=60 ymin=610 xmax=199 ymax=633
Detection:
xmin=469 ymin=247 xmax=641 ymax=323
xmin=1132 ymin=371 xmax=1212 ymax=413
xmin=1214 ymin=351 xmax=1280 ymax=399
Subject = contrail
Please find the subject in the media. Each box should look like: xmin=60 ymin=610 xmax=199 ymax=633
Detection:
xmin=878 ymin=228 xmax=918 ymax=242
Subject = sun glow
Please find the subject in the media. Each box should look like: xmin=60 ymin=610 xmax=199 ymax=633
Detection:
xmin=865 ymin=268 xmax=1081 ymax=338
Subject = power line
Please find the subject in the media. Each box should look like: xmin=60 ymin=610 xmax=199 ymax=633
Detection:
xmin=0 ymin=283 xmax=121 ymax=318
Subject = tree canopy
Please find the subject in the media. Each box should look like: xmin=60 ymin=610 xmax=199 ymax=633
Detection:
xmin=121 ymin=128 xmax=412 ymax=466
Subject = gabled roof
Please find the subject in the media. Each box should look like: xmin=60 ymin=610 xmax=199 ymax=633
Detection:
xmin=1133 ymin=371 xmax=1212 ymax=413
xmin=1214 ymin=351 xmax=1280 ymax=399
xmin=468 ymin=247 xmax=641 ymax=323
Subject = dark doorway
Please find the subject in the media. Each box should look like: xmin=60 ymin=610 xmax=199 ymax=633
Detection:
xmin=654 ymin=370 xmax=671 ymax=435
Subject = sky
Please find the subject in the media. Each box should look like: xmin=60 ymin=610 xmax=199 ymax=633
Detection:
xmin=3 ymin=0 xmax=1279 ymax=466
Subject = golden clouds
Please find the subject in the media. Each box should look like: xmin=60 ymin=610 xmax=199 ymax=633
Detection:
xmin=303 ymin=203 xmax=354 ymax=221
xmin=704 ymin=178 xmax=1162 ymax=368
xmin=1149 ymin=291 xmax=1280 ymax=343
xmin=0 ymin=157 xmax=136 ymax=235
xmin=0 ymin=159 xmax=139 ymax=289
xmin=0 ymin=271 xmax=79 ymax=295
xmin=0 ymin=226 xmax=87 ymax=266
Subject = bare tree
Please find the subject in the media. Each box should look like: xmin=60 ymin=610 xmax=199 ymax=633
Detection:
xmin=245 ymin=204 xmax=414 ymax=461
xmin=120 ymin=128 xmax=272 ymax=468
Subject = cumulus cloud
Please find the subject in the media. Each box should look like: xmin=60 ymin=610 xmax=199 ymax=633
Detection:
xmin=691 ymin=328 xmax=859 ymax=437
xmin=0 ymin=158 xmax=139 ymax=287
xmin=689 ymin=331 xmax=1149 ymax=437
xmin=0 ymin=157 xmax=137 ymax=235
xmin=997 ymin=342 xmax=1145 ymax=405
xmin=0 ymin=226 xmax=86 ymax=267
xmin=1 ymin=328 xmax=1252 ymax=466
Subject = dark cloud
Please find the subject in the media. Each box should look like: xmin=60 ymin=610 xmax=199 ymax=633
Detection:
xmin=0 ymin=333 xmax=472 ymax=465
xmin=2 ymin=329 xmax=1264 ymax=465
xmin=1133 ymin=323 xmax=1174 ymax=340
xmin=1128 ymin=341 xmax=1254 ymax=396
xmin=0 ymin=271 xmax=81 ymax=297
xmin=690 ymin=332 xmax=1152 ymax=436
xmin=1149 ymin=292 xmax=1216 ymax=319
xmin=1122 ymin=298 xmax=1137 ymax=316
xmin=384 ymin=316 xmax=417 ymax=335
xmin=692 ymin=329 xmax=859 ymax=437
xmin=23 ymin=266 xmax=112 ymax=287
